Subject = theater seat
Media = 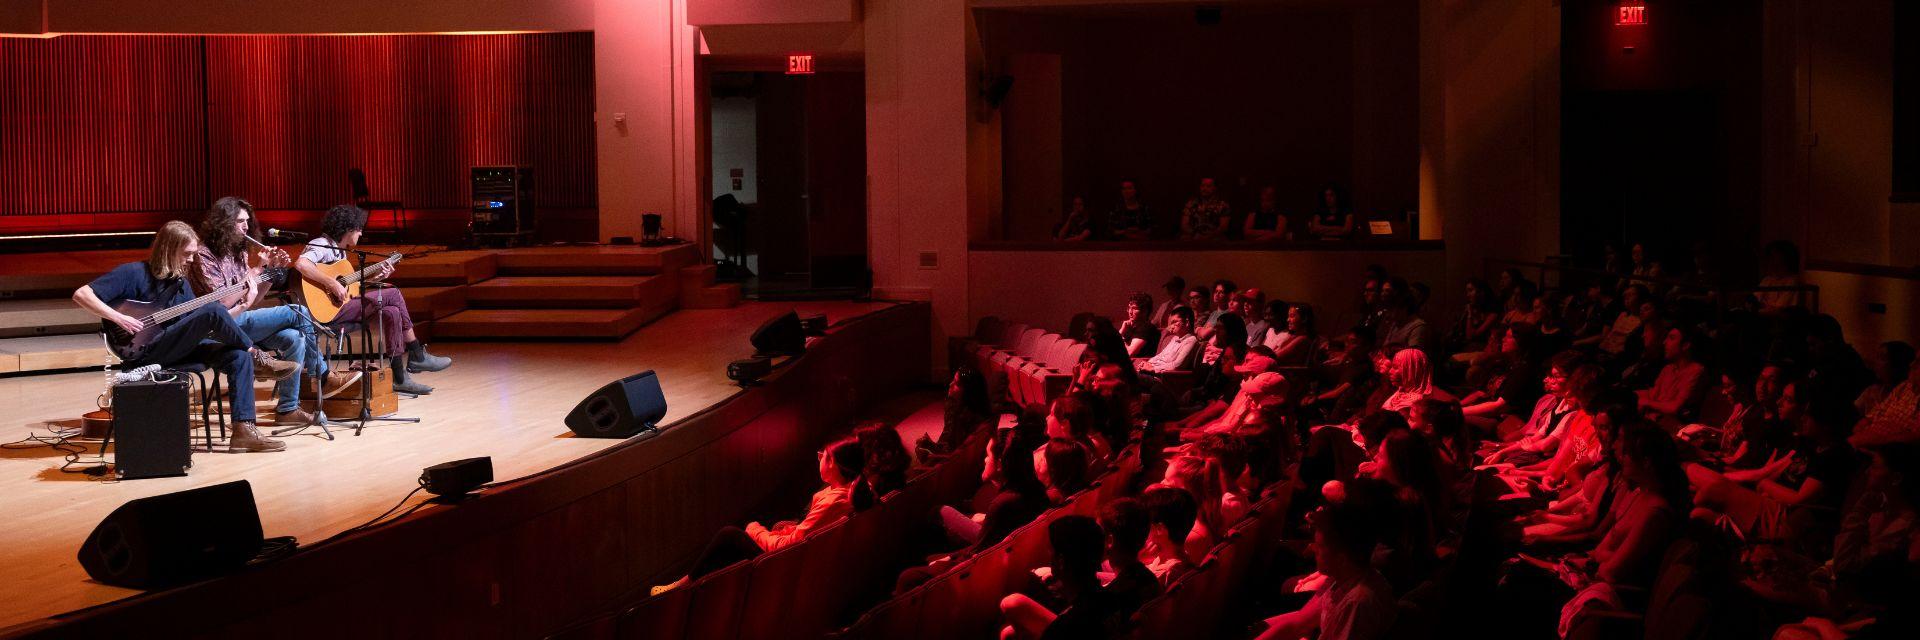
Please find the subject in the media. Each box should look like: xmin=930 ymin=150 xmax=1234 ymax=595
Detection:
xmin=736 ymin=519 xmax=851 ymax=640
xmin=615 ymin=585 xmax=691 ymax=640
xmin=681 ymin=559 xmax=753 ymax=640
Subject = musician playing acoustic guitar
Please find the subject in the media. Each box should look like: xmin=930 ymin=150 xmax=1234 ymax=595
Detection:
xmin=293 ymin=205 xmax=450 ymax=396
xmin=193 ymin=197 xmax=361 ymax=426
xmin=71 ymin=221 xmax=286 ymax=452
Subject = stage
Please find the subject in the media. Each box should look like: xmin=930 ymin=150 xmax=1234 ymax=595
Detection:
xmin=0 ymin=300 xmax=897 ymax=633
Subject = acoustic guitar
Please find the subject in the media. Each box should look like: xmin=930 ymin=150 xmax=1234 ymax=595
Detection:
xmin=104 ymin=272 xmax=273 ymax=361
xmin=300 ymin=252 xmax=403 ymax=323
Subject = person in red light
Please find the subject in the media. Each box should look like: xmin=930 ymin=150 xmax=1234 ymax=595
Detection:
xmin=649 ymin=438 xmax=862 ymax=596
xmin=1254 ymin=502 xmax=1396 ymax=640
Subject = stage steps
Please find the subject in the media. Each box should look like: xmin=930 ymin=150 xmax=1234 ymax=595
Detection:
xmin=0 ymin=333 xmax=104 ymax=374
xmin=427 ymin=244 xmax=702 ymax=339
xmin=463 ymin=276 xmax=675 ymax=309
xmin=0 ymin=298 xmax=98 ymax=338
xmin=433 ymin=307 xmax=672 ymax=339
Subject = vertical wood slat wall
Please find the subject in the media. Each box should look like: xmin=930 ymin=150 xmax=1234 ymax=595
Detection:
xmin=0 ymin=33 xmax=595 ymax=230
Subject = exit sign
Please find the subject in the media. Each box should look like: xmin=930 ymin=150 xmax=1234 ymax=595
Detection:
xmin=786 ymin=54 xmax=815 ymax=75
xmin=1617 ymin=3 xmax=1647 ymax=25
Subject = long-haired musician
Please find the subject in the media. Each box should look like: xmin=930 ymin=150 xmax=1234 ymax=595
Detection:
xmin=193 ymin=197 xmax=361 ymax=425
xmin=292 ymin=205 xmax=450 ymax=396
xmin=70 ymin=221 xmax=285 ymax=452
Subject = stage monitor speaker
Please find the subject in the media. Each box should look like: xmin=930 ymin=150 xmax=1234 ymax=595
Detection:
xmin=565 ymin=370 xmax=667 ymax=438
xmin=752 ymin=311 xmax=806 ymax=356
xmin=78 ymin=480 xmax=263 ymax=589
xmin=111 ymin=377 xmax=192 ymax=480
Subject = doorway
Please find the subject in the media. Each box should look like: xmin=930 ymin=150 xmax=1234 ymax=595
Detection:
xmin=707 ymin=66 xmax=867 ymax=298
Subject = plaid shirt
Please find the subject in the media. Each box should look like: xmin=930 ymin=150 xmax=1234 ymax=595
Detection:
xmin=190 ymin=246 xmax=252 ymax=310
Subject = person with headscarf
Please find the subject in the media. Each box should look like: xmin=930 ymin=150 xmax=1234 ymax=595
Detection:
xmin=1380 ymin=349 xmax=1437 ymax=415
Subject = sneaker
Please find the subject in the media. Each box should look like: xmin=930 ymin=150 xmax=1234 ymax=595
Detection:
xmin=227 ymin=421 xmax=288 ymax=453
xmin=253 ymin=351 xmax=299 ymax=382
xmin=393 ymin=378 xmax=434 ymax=396
xmin=320 ymin=370 xmax=363 ymax=398
xmin=274 ymin=408 xmax=315 ymax=425
xmin=406 ymin=345 xmax=452 ymax=373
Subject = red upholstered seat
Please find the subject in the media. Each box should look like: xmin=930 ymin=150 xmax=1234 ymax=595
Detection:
xmin=615 ymin=584 xmax=691 ymax=640
xmin=681 ymin=559 xmax=753 ymax=640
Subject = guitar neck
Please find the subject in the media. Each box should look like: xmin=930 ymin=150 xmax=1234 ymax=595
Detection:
xmin=144 ymin=273 xmax=270 ymax=325
xmin=340 ymin=255 xmax=399 ymax=286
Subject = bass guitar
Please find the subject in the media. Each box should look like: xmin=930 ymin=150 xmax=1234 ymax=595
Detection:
xmin=300 ymin=252 xmax=404 ymax=323
xmin=105 ymin=272 xmax=273 ymax=361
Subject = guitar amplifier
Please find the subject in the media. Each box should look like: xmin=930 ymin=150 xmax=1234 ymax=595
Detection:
xmin=112 ymin=377 xmax=193 ymax=480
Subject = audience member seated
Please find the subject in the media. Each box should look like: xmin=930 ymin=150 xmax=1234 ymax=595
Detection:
xmin=1754 ymin=240 xmax=1807 ymax=315
xmin=1496 ymin=422 xmax=1686 ymax=637
xmin=1304 ymin=182 xmax=1356 ymax=241
xmin=1264 ymin=303 xmax=1319 ymax=367
xmin=1243 ymin=186 xmax=1290 ymax=242
xmin=1518 ymin=392 xmax=1636 ymax=548
xmin=1052 ymin=196 xmax=1095 ymax=242
xmin=1445 ymin=277 xmax=1501 ymax=365
xmin=1118 ymin=292 xmax=1161 ymax=357
xmin=1253 ymin=502 xmax=1396 ymax=640
xmin=1855 ymin=341 xmax=1915 ymax=418
xmin=1109 ymin=180 xmax=1155 ymax=241
xmin=920 ymin=367 xmax=992 ymax=459
xmin=1194 ymin=280 xmax=1235 ymax=337
xmin=997 ymin=516 xmax=1122 ymax=640
xmin=1459 ymin=323 xmax=1544 ymax=432
xmin=650 ymin=438 xmax=863 ymax=596
xmin=1237 ymin=289 xmax=1270 ymax=344
xmin=1306 ymin=326 xmax=1380 ymax=424
xmin=1139 ymin=485 xmax=1200 ymax=584
xmin=1482 ymin=353 xmax=1591 ymax=465
xmin=1635 ymin=326 xmax=1709 ymax=426
xmin=1379 ymin=348 xmax=1442 ymax=418
xmin=1149 ymin=276 xmax=1183 ymax=327
xmin=1179 ymin=178 xmax=1231 ymax=241
xmin=1688 ymin=396 xmax=1859 ymax=551
xmin=1852 ymin=349 xmax=1920 ymax=448
xmin=856 ymin=421 xmax=913 ymax=510
xmin=1377 ymin=278 xmax=1435 ymax=359
xmin=1136 ymin=307 xmax=1198 ymax=375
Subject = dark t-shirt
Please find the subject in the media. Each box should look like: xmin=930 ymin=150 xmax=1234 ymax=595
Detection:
xmin=1109 ymin=204 xmax=1151 ymax=236
xmin=1493 ymin=360 xmax=1541 ymax=418
xmin=1103 ymin=563 xmax=1163 ymax=618
xmin=88 ymin=262 xmax=192 ymax=309
xmin=1041 ymin=583 xmax=1131 ymax=640
xmin=1329 ymin=357 xmax=1380 ymax=422
xmin=975 ymin=489 xmax=1049 ymax=550
xmin=1122 ymin=322 xmax=1161 ymax=356
xmin=1249 ymin=207 xmax=1282 ymax=233
xmin=1779 ymin=442 xmax=1859 ymax=512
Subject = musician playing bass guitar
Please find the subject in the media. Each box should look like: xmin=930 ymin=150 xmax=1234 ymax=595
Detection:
xmin=70 ymin=221 xmax=286 ymax=452
xmin=292 ymin=205 xmax=450 ymax=396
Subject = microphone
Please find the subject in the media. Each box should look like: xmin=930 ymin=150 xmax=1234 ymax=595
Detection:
xmin=266 ymin=228 xmax=311 ymax=240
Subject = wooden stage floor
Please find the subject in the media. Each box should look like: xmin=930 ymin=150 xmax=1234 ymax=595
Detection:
xmin=0 ymin=300 xmax=897 ymax=632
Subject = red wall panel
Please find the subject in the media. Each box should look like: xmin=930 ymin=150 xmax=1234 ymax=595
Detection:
xmin=0 ymin=36 xmax=207 ymax=217
xmin=0 ymin=33 xmax=596 ymax=236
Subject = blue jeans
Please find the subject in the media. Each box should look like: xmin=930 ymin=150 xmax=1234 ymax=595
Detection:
xmin=130 ymin=305 xmax=256 ymax=422
xmin=236 ymin=305 xmax=325 ymax=414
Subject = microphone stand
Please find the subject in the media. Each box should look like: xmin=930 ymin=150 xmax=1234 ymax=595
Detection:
xmin=303 ymin=239 xmax=419 ymax=437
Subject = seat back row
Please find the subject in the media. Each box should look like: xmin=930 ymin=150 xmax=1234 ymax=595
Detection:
xmin=830 ymin=445 xmax=1145 ymax=640
xmin=954 ymin=316 xmax=1089 ymax=410
xmin=547 ymin=421 xmax=996 ymax=640
xmin=1125 ymin=489 xmax=1293 ymax=639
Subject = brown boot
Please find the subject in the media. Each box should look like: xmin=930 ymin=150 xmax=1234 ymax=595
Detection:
xmin=227 ymin=421 xmax=288 ymax=453
xmin=274 ymin=408 xmax=315 ymax=425
xmin=252 ymin=350 xmax=299 ymax=382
